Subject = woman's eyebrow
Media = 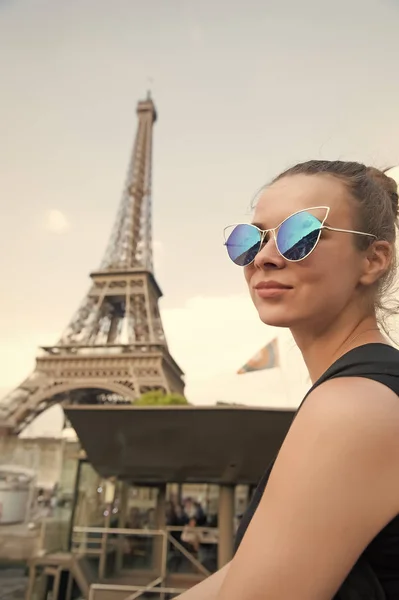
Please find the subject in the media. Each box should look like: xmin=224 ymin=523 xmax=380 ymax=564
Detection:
xmin=251 ymin=221 xmax=266 ymax=229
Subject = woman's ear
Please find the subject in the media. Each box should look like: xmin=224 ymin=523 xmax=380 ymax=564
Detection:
xmin=359 ymin=241 xmax=393 ymax=286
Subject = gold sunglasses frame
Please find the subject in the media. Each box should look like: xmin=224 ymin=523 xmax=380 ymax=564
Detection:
xmin=223 ymin=206 xmax=377 ymax=265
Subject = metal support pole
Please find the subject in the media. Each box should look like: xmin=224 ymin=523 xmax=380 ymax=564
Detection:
xmin=177 ymin=483 xmax=183 ymax=505
xmin=65 ymin=570 xmax=74 ymax=600
xmin=153 ymin=484 xmax=167 ymax=581
xmin=115 ymin=481 xmax=129 ymax=573
xmin=98 ymin=510 xmax=111 ymax=580
xmin=24 ymin=565 xmax=36 ymax=600
xmin=52 ymin=566 xmax=61 ymax=600
xmin=155 ymin=484 xmax=166 ymax=528
xmin=99 ymin=480 xmax=115 ymax=579
xmin=67 ymin=458 xmax=83 ymax=551
xmin=217 ymin=484 xmax=235 ymax=569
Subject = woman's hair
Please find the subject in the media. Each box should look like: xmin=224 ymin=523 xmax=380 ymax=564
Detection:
xmin=271 ymin=160 xmax=399 ymax=325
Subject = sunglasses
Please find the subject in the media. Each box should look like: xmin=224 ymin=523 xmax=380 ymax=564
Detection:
xmin=224 ymin=206 xmax=376 ymax=266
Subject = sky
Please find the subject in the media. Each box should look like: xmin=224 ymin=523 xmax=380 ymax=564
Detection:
xmin=2 ymin=0 xmax=399 ymax=436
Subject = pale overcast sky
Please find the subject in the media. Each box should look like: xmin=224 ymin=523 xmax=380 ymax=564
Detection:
xmin=1 ymin=0 xmax=399 ymax=435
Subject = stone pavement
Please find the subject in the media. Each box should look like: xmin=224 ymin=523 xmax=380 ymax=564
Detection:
xmin=0 ymin=568 xmax=28 ymax=600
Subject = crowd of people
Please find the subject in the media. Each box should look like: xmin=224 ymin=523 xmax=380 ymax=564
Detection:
xmin=124 ymin=495 xmax=218 ymax=573
xmin=166 ymin=497 xmax=218 ymax=572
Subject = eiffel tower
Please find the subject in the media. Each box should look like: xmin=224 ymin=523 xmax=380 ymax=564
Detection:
xmin=0 ymin=94 xmax=185 ymax=435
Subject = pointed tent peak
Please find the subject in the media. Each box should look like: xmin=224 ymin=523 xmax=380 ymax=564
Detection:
xmin=137 ymin=93 xmax=157 ymax=123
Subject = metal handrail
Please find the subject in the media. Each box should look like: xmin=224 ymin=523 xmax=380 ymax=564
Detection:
xmin=166 ymin=525 xmax=218 ymax=545
xmin=72 ymin=526 xmax=212 ymax=563
xmin=124 ymin=576 xmax=163 ymax=600
xmin=166 ymin=533 xmax=210 ymax=577
xmin=73 ymin=524 xmax=212 ymax=598
xmin=88 ymin=582 xmax=186 ymax=600
xmin=166 ymin=525 xmax=217 ymax=532
xmin=73 ymin=526 xmax=165 ymax=536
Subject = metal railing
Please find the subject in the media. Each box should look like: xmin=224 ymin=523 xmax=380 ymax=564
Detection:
xmin=71 ymin=525 xmax=217 ymax=599
xmin=30 ymin=523 xmax=217 ymax=599
xmin=72 ymin=525 xmax=214 ymax=575
xmin=88 ymin=582 xmax=186 ymax=600
xmin=72 ymin=526 xmax=169 ymax=581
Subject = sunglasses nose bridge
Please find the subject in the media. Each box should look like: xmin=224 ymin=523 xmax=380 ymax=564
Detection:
xmin=261 ymin=227 xmax=277 ymax=245
xmin=253 ymin=228 xmax=279 ymax=264
xmin=259 ymin=227 xmax=272 ymax=246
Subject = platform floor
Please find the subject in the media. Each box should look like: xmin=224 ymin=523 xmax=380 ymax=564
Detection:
xmin=0 ymin=567 xmax=28 ymax=600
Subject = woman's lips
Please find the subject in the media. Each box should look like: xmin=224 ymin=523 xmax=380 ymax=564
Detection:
xmin=253 ymin=280 xmax=293 ymax=298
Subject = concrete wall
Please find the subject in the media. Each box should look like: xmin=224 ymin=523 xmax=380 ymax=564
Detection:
xmin=0 ymin=436 xmax=79 ymax=490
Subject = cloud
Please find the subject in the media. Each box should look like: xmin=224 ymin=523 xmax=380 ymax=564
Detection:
xmin=43 ymin=209 xmax=70 ymax=234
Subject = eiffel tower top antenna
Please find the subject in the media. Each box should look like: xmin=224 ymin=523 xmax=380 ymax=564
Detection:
xmin=100 ymin=94 xmax=157 ymax=273
xmin=147 ymin=76 xmax=154 ymax=98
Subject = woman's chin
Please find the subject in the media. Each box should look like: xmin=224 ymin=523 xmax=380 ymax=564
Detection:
xmin=255 ymin=306 xmax=294 ymax=329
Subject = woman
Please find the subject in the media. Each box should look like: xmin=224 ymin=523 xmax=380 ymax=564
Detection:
xmin=177 ymin=161 xmax=399 ymax=599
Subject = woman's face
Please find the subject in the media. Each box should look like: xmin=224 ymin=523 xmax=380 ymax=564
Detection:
xmin=244 ymin=174 xmax=370 ymax=331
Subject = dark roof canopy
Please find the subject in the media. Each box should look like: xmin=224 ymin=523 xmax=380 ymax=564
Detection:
xmin=65 ymin=405 xmax=295 ymax=485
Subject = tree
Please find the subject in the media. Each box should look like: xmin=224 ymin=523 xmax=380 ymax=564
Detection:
xmin=134 ymin=390 xmax=189 ymax=406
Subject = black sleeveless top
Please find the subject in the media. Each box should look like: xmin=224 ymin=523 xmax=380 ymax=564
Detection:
xmin=234 ymin=343 xmax=399 ymax=600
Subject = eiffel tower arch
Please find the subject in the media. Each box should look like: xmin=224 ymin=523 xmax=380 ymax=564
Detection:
xmin=0 ymin=95 xmax=185 ymax=435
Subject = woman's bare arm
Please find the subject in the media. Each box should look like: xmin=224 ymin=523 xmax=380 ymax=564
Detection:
xmin=175 ymin=563 xmax=230 ymax=599
xmin=217 ymin=377 xmax=399 ymax=599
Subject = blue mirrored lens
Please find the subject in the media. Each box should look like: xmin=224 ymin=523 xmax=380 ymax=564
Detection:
xmin=225 ymin=224 xmax=262 ymax=266
xmin=277 ymin=212 xmax=321 ymax=260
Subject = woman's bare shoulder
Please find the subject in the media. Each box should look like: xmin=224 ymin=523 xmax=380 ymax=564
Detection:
xmin=300 ymin=375 xmax=399 ymax=440
xmin=290 ymin=376 xmax=399 ymax=500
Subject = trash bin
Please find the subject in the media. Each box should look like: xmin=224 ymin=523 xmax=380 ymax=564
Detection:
xmin=0 ymin=466 xmax=34 ymax=524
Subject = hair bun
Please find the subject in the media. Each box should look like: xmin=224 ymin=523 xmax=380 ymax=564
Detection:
xmin=366 ymin=166 xmax=399 ymax=217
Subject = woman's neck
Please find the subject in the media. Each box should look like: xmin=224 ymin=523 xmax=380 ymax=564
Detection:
xmin=291 ymin=313 xmax=387 ymax=384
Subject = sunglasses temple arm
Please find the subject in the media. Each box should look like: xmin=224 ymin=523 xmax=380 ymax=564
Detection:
xmin=322 ymin=226 xmax=376 ymax=238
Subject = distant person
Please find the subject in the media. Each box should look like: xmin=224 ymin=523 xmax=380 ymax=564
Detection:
xmin=174 ymin=503 xmax=189 ymax=526
xmin=127 ymin=507 xmax=141 ymax=529
xmin=182 ymin=498 xmax=206 ymax=525
xmin=146 ymin=508 xmax=156 ymax=529
xmin=182 ymin=497 xmax=197 ymax=520
xmin=176 ymin=161 xmax=399 ymax=598
xmin=193 ymin=501 xmax=206 ymax=526
xmin=168 ymin=503 xmax=188 ymax=541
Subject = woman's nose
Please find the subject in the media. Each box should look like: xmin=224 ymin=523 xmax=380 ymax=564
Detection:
xmin=253 ymin=232 xmax=285 ymax=270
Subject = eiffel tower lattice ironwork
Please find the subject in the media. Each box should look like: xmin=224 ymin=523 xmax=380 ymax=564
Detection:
xmin=0 ymin=95 xmax=185 ymax=435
